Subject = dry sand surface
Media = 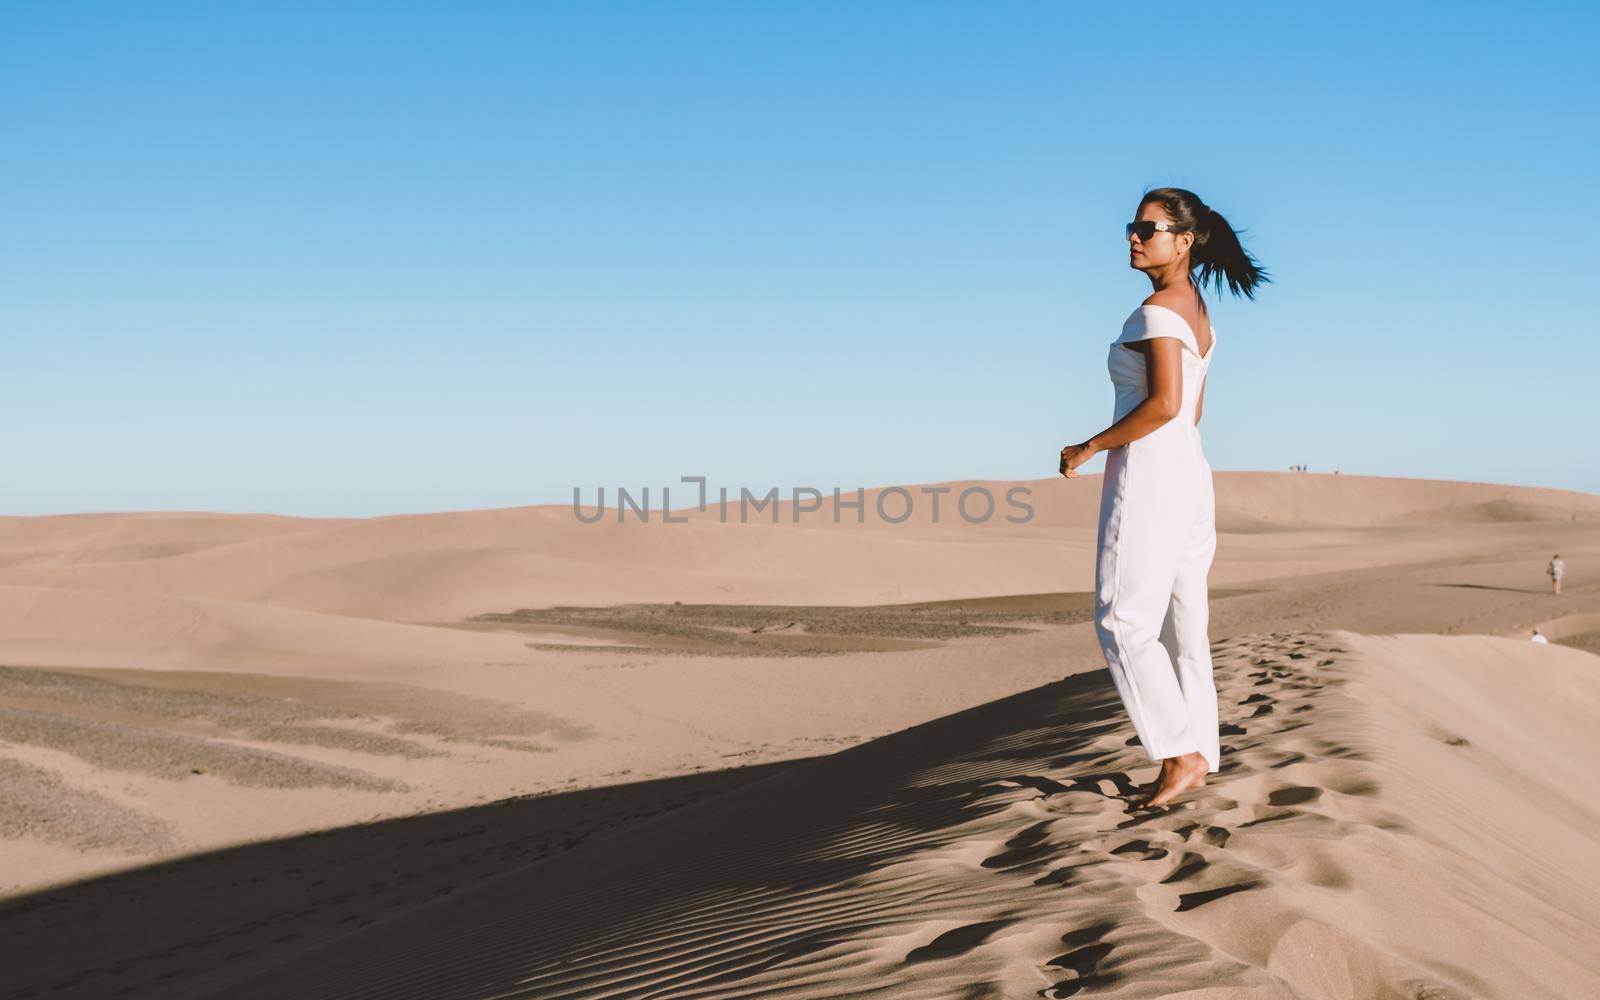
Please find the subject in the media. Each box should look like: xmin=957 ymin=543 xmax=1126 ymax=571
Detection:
xmin=0 ymin=471 xmax=1597 ymax=998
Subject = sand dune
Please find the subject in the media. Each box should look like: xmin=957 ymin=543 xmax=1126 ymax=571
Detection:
xmin=10 ymin=630 xmax=1595 ymax=999
xmin=1 ymin=471 xmax=1597 ymax=998
xmin=199 ymin=630 xmax=1590 ymax=1000
xmin=2 ymin=472 xmax=1595 ymax=621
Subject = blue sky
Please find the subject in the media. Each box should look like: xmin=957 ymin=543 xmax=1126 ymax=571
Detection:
xmin=3 ymin=1 xmax=1596 ymax=516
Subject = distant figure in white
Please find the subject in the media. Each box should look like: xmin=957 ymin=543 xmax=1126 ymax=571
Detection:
xmin=1530 ymin=629 xmax=1549 ymax=644
xmin=1548 ymin=554 xmax=1565 ymax=595
xmin=1059 ymin=187 xmax=1270 ymax=809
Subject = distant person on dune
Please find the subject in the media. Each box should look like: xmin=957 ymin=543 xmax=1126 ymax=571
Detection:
xmin=1059 ymin=186 xmax=1270 ymax=809
xmin=1531 ymin=629 xmax=1549 ymax=644
xmin=1548 ymin=554 xmax=1564 ymax=595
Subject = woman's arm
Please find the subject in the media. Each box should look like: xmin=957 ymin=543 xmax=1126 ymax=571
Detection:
xmin=1060 ymin=338 xmax=1183 ymax=475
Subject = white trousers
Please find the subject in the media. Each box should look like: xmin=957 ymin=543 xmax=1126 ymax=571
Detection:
xmin=1092 ymin=425 xmax=1220 ymax=772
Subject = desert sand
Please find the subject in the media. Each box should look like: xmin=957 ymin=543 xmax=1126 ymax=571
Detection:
xmin=1 ymin=471 xmax=1597 ymax=999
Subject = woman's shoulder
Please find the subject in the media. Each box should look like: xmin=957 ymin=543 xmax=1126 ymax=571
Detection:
xmin=1118 ymin=303 xmax=1200 ymax=354
xmin=1119 ymin=303 xmax=1173 ymax=333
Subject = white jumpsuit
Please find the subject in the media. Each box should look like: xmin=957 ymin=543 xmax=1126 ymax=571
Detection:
xmin=1093 ymin=304 xmax=1221 ymax=773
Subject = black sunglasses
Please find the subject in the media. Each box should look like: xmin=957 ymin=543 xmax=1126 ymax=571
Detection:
xmin=1125 ymin=220 xmax=1185 ymax=241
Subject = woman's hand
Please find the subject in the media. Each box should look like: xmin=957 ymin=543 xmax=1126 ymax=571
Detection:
xmin=1059 ymin=440 xmax=1098 ymax=478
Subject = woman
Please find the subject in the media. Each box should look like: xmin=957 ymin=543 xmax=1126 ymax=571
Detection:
xmin=1059 ymin=187 xmax=1269 ymax=808
xmin=1549 ymin=554 xmax=1565 ymax=595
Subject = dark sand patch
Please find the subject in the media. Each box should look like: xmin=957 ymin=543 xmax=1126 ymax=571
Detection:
xmin=466 ymin=589 xmax=1262 ymax=657
xmin=248 ymin=724 xmax=439 ymax=759
xmin=0 ymin=665 xmax=440 ymax=759
xmin=1554 ymin=630 xmax=1600 ymax=655
xmin=0 ymin=707 xmax=403 ymax=791
xmin=1390 ymin=499 xmax=1589 ymax=524
xmin=0 ymin=758 xmax=175 ymax=853
xmin=0 ymin=665 xmax=592 ymax=751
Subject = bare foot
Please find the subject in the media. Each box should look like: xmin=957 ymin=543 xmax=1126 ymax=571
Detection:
xmin=1134 ymin=752 xmax=1209 ymax=809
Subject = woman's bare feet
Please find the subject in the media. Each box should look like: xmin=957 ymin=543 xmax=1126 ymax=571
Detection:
xmin=1133 ymin=751 xmax=1209 ymax=809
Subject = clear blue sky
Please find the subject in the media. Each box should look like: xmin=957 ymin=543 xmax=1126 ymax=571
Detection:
xmin=4 ymin=1 xmax=1596 ymax=516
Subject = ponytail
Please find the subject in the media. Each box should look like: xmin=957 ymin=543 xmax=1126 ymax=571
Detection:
xmin=1140 ymin=187 xmax=1272 ymax=300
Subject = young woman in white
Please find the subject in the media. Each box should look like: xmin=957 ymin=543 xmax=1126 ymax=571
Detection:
xmin=1060 ymin=187 xmax=1269 ymax=808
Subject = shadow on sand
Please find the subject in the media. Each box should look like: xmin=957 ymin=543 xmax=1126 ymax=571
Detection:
xmin=2 ymin=757 xmax=807 ymax=999
xmin=6 ymin=632 xmax=1372 ymax=1000
xmin=5 ymin=664 xmax=1142 ymax=1000
xmin=1430 ymin=582 xmax=1552 ymax=595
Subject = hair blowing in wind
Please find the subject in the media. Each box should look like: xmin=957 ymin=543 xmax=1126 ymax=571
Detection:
xmin=1141 ymin=186 xmax=1271 ymax=299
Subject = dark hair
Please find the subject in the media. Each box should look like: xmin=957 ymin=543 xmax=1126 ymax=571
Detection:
xmin=1140 ymin=186 xmax=1271 ymax=299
